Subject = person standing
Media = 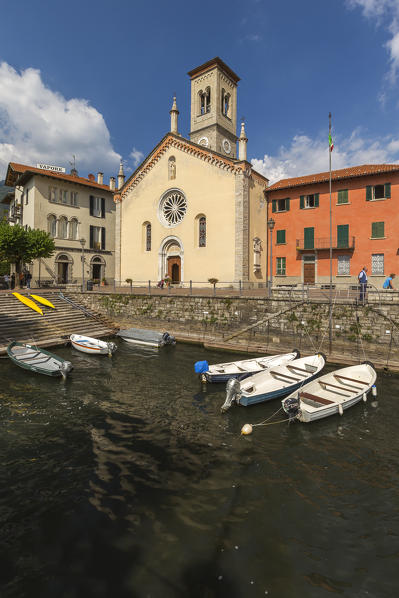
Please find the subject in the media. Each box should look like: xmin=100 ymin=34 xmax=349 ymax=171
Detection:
xmin=3 ymin=273 xmax=10 ymax=289
xmin=383 ymin=273 xmax=395 ymax=290
xmin=26 ymin=271 xmax=32 ymax=289
xmin=358 ymin=266 xmax=368 ymax=303
xmin=10 ymin=273 xmax=15 ymax=289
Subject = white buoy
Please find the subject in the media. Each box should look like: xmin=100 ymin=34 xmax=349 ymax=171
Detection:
xmin=372 ymin=385 xmax=377 ymax=397
xmin=201 ymin=374 xmax=207 ymax=383
xmin=338 ymin=404 xmax=343 ymax=416
xmin=363 ymin=392 xmax=367 ymax=402
xmin=241 ymin=423 xmax=253 ymax=435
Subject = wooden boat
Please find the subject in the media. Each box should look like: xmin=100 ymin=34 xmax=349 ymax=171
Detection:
xmin=117 ymin=328 xmax=176 ymax=348
xmin=30 ymin=294 xmax=55 ymax=309
xmin=12 ymin=292 xmax=43 ymax=315
xmin=70 ymin=334 xmax=117 ymax=356
xmin=7 ymin=341 xmax=73 ymax=379
xmin=195 ymin=350 xmax=300 ymax=383
xmin=282 ymin=362 xmax=377 ymax=423
xmin=221 ymin=353 xmax=326 ymax=412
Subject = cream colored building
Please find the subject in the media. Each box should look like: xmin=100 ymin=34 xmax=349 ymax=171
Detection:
xmin=115 ymin=57 xmax=269 ymax=287
xmin=4 ymin=163 xmax=116 ymax=286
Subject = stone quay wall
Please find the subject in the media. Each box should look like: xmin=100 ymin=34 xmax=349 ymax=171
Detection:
xmin=69 ymin=292 xmax=399 ymax=370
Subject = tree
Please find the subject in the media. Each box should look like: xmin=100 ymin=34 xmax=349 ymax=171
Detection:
xmin=0 ymin=222 xmax=55 ymax=283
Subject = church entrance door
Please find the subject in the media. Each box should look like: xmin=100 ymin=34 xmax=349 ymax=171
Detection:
xmin=167 ymin=257 xmax=181 ymax=283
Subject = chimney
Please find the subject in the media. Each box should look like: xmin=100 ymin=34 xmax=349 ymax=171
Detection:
xmin=88 ymin=173 xmax=95 ymax=182
xmin=97 ymin=172 xmax=104 ymax=185
xmin=117 ymin=162 xmax=125 ymax=190
xmin=109 ymin=176 xmax=116 ymax=191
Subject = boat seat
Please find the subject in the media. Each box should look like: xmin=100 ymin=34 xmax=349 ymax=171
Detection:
xmin=270 ymin=371 xmax=300 ymax=382
xmin=300 ymin=391 xmax=335 ymax=406
xmin=255 ymin=361 xmax=267 ymax=368
xmin=287 ymin=365 xmax=309 ymax=374
xmin=16 ymin=352 xmax=42 ymax=361
xmin=334 ymin=374 xmax=369 ymax=385
xmin=321 ymin=380 xmax=361 ymax=392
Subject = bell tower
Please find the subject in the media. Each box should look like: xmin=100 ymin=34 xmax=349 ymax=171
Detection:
xmin=188 ymin=57 xmax=239 ymax=158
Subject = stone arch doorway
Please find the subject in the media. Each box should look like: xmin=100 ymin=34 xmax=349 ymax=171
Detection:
xmin=91 ymin=255 xmax=105 ymax=282
xmin=159 ymin=236 xmax=183 ymax=283
xmin=55 ymin=253 xmax=73 ymax=284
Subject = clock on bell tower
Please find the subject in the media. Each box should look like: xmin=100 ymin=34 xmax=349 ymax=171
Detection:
xmin=188 ymin=57 xmax=239 ymax=158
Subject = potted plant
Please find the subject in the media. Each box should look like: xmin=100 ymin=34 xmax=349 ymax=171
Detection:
xmin=208 ymin=277 xmax=218 ymax=295
xmin=125 ymin=278 xmax=133 ymax=292
xmin=164 ymin=276 xmax=172 ymax=287
xmin=101 ymin=277 xmax=107 ymax=286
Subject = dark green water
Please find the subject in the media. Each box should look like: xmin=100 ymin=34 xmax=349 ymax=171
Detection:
xmin=0 ymin=340 xmax=398 ymax=598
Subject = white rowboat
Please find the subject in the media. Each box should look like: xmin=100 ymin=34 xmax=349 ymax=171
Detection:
xmin=282 ymin=362 xmax=376 ymax=423
xmin=70 ymin=334 xmax=117 ymax=356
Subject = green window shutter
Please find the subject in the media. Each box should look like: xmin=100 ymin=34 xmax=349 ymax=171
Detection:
xmin=315 ymin=193 xmax=319 ymax=207
xmin=338 ymin=189 xmax=348 ymax=204
xmin=276 ymin=230 xmax=286 ymax=244
xmin=337 ymin=224 xmax=349 ymax=248
xmin=304 ymin=227 xmax=314 ymax=249
xmin=385 ymin=183 xmax=391 ymax=198
xmin=300 ymin=195 xmax=304 ymax=209
xmin=371 ymin=221 xmax=384 ymax=238
xmin=366 ymin=186 xmax=372 ymax=201
xmin=272 ymin=200 xmax=276 ymax=213
xmin=286 ymin=198 xmax=290 ymax=211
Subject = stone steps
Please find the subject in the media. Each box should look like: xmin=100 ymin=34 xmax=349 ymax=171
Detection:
xmin=0 ymin=291 xmax=118 ymax=354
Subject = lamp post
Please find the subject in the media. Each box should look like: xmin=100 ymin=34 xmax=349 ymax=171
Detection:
xmin=267 ymin=217 xmax=275 ymax=298
xmin=80 ymin=238 xmax=86 ymax=292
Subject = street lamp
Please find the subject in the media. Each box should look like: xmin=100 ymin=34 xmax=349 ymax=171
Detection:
xmin=267 ymin=217 xmax=275 ymax=297
xmin=80 ymin=238 xmax=86 ymax=292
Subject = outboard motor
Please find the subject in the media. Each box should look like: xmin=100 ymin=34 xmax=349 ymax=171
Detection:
xmin=221 ymin=378 xmax=241 ymax=413
xmin=162 ymin=332 xmax=176 ymax=346
xmin=107 ymin=342 xmax=117 ymax=356
xmin=60 ymin=360 xmax=73 ymax=381
xmin=283 ymin=395 xmax=300 ymax=422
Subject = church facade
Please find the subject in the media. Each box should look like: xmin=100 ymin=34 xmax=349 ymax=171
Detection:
xmin=115 ymin=58 xmax=269 ymax=287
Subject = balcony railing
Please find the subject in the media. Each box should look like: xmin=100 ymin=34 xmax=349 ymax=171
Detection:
xmin=296 ymin=236 xmax=355 ymax=251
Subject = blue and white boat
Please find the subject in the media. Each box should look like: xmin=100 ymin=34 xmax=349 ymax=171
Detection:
xmin=195 ymin=350 xmax=299 ymax=383
xmin=221 ymin=353 xmax=326 ymax=412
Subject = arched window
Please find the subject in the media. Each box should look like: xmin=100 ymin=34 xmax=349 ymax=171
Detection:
xmin=69 ymin=218 xmax=78 ymax=240
xmin=146 ymin=223 xmax=151 ymax=251
xmin=47 ymin=214 xmax=56 ymax=238
xmin=199 ymin=216 xmax=206 ymax=247
xmin=168 ymin=156 xmax=176 ymax=180
xmin=58 ymin=216 xmax=68 ymax=239
xmin=200 ymin=87 xmax=211 ymax=115
xmin=221 ymin=89 xmax=230 ymax=117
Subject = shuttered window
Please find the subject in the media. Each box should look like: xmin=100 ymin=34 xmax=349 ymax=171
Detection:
xmin=300 ymin=194 xmax=319 ymax=209
xmin=366 ymin=184 xmax=391 ymax=201
xmin=371 ymin=221 xmax=384 ymax=238
xmin=276 ymin=229 xmax=286 ymax=244
xmin=337 ymin=189 xmax=348 ymax=204
xmin=337 ymin=224 xmax=349 ymax=248
xmin=272 ymin=198 xmax=290 ymax=212
xmin=304 ymin=227 xmax=314 ymax=249
xmin=276 ymin=257 xmax=286 ymax=275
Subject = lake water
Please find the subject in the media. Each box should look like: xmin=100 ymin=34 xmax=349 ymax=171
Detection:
xmin=0 ymin=341 xmax=398 ymax=597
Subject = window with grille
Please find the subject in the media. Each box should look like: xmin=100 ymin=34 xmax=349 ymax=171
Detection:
xmin=276 ymin=257 xmax=286 ymax=275
xmin=372 ymin=253 xmax=384 ymax=275
xmin=337 ymin=255 xmax=350 ymax=275
xmin=199 ymin=217 xmax=206 ymax=247
xmin=371 ymin=221 xmax=385 ymax=238
xmin=146 ymin=224 xmax=151 ymax=251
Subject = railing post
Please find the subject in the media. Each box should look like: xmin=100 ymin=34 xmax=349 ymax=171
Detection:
xmin=190 ymin=280 xmax=192 ymax=296
xmin=239 ymin=280 xmax=242 ymax=295
xmin=148 ymin=280 xmax=151 ymax=295
xmin=113 ymin=279 xmax=116 ymax=292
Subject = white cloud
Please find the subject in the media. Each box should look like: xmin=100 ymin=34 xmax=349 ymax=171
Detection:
xmin=252 ymin=130 xmax=399 ymax=184
xmin=129 ymin=147 xmax=144 ymax=168
xmin=0 ymin=62 xmax=121 ymax=179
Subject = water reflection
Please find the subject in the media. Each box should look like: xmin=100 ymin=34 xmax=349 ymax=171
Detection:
xmin=1 ymin=342 xmax=399 ymax=596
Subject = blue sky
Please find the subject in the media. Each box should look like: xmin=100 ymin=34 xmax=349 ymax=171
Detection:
xmin=1 ymin=0 xmax=399 ymax=184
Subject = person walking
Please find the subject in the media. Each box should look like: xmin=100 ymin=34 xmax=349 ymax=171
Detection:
xmin=3 ymin=273 xmax=10 ymax=289
xmin=10 ymin=273 xmax=15 ymax=289
xmin=26 ymin=271 xmax=32 ymax=289
xmin=358 ymin=266 xmax=368 ymax=303
xmin=383 ymin=273 xmax=395 ymax=290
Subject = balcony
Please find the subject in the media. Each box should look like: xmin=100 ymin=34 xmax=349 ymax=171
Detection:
xmin=296 ymin=236 xmax=355 ymax=251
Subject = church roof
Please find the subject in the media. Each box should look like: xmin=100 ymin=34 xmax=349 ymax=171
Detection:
xmin=187 ymin=57 xmax=240 ymax=83
xmin=5 ymin=162 xmax=111 ymax=192
xmin=115 ymin=133 xmax=268 ymax=201
xmin=267 ymin=164 xmax=399 ymax=192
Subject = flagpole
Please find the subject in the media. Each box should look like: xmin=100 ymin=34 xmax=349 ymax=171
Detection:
xmin=329 ymin=112 xmax=333 ymax=355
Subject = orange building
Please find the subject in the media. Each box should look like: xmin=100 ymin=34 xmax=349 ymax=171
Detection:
xmin=265 ymin=164 xmax=399 ymax=288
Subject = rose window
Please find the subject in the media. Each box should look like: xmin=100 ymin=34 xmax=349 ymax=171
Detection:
xmin=160 ymin=190 xmax=187 ymax=226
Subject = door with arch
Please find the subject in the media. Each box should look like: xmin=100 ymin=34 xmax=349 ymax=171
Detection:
xmin=56 ymin=254 xmax=72 ymax=284
xmin=167 ymin=257 xmax=181 ymax=283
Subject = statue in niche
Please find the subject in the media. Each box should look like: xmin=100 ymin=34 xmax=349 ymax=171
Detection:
xmin=253 ymin=237 xmax=262 ymax=272
xmin=169 ymin=158 xmax=176 ymax=180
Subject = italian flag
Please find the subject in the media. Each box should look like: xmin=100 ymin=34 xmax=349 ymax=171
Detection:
xmin=329 ymin=133 xmax=334 ymax=152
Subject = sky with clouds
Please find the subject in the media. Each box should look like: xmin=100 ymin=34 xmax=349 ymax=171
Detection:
xmin=0 ymin=0 xmax=399 ymax=184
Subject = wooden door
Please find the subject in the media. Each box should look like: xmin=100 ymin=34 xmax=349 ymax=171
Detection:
xmin=303 ymin=262 xmax=315 ymax=284
xmin=167 ymin=257 xmax=181 ymax=283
